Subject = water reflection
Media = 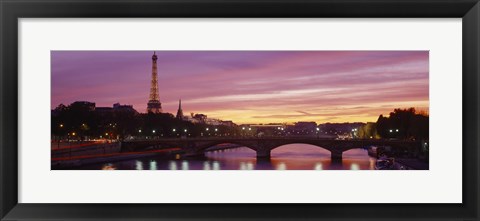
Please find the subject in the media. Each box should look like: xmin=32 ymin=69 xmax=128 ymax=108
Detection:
xmin=135 ymin=160 xmax=143 ymax=170
xmin=168 ymin=161 xmax=177 ymax=170
xmin=149 ymin=160 xmax=157 ymax=170
xmin=102 ymin=163 xmax=116 ymax=170
xmin=239 ymin=162 xmax=254 ymax=170
xmin=314 ymin=163 xmax=323 ymax=170
xmin=83 ymin=144 xmax=377 ymax=170
xmin=276 ymin=162 xmax=287 ymax=170
xmin=203 ymin=161 xmax=211 ymax=170
xmin=181 ymin=161 xmax=189 ymax=170
xmin=212 ymin=161 xmax=220 ymax=170
xmin=350 ymin=163 xmax=360 ymax=170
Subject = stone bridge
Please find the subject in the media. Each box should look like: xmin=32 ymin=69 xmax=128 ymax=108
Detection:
xmin=120 ymin=137 xmax=422 ymax=160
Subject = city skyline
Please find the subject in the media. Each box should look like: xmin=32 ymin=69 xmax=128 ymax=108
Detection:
xmin=52 ymin=51 xmax=429 ymax=124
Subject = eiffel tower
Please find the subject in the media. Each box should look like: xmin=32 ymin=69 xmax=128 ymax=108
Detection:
xmin=147 ymin=52 xmax=162 ymax=113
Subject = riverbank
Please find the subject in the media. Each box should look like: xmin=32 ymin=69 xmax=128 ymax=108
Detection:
xmin=51 ymin=148 xmax=180 ymax=169
xmin=395 ymin=158 xmax=429 ymax=170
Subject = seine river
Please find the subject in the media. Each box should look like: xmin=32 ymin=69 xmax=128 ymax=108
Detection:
xmin=81 ymin=144 xmax=376 ymax=170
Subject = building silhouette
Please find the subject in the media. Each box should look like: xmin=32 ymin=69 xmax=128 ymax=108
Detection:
xmin=71 ymin=101 xmax=95 ymax=111
xmin=147 ymin=52 xmax=162 ymax=113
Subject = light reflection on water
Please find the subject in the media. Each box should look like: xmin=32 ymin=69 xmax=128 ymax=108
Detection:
xmin=168 ymin=161 xmax=177 ymax=170
xmin=181 ymin=161 xmax=189 ymax=170
xmin=135 ymin=161 xmax=143 ymax=170
xmin=92 ymin=144 xmax=376 ymax=170
xmin=212 ymin=161 xmax=220 ymax=170
xmin=149 ymin=160 xmax=157 ymax=170
xmin=314 ymin=163 xmax=323 ymax=170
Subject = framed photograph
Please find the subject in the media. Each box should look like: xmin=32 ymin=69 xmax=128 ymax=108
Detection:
xmin=1 ymin=0 xmax=479 ymax=220
xmin=50 ymin=50 xmax=430 ymax=171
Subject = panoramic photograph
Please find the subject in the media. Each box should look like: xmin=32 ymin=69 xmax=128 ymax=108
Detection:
xmin=51 ymin=51 xmax=429 ymax=170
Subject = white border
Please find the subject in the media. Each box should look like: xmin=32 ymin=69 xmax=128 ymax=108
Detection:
xmin=19 ymin=18 xmax=462 ymax=203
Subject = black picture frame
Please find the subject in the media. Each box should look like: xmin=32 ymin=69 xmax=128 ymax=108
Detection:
xmin=1 ymin=0 xmax=479 ymax=220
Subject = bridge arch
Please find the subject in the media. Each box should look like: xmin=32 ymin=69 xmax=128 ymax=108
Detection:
xmin=268 ymin=142 xmax=335 ymax=152
xmin=270 ymin=143 xmax=332 ymax=152
xmin=269 ymin=143 xmax=333 ymax=159
xmin=198 ymin=142 xmax=256 ymax=151
xmin=194 ymin=141 xmax=259 ymax=153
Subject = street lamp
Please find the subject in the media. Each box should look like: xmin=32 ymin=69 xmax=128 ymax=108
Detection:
xmin=351 ymin=129 xmax=357 ymax=139
xmin=152 ymin=130 xmax=156 ymax=133
xmin=172 ymin=129 xmax=176 ymax=132
xmin=138 ymin=129 xmax=142 ymax=133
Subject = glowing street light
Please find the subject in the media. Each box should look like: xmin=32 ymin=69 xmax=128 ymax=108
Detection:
xmin=389 ymin=129 xmax=393 ymax=133
xmin=206 ymin=128 xmax=209 ymax=131
xmin=395 ymin=129 xmax=399 ymax=132
xmin=172 ymin=129 xmax=176 ymax=132
xmin=59 ymin=124 xmax=64 ymax=128
xmin=152 ymin=130 xmax=156 ymax=133
xmin=184 ymin=129 xmax=187 ymax=132
xmin=215 ymin=128 xmax=218 ymax=132
xmin=138 ymin=129 xmax=142 ymax=133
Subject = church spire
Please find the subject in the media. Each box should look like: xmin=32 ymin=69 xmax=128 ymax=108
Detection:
xmin=176 ymin=99 xmax=184 ymax=120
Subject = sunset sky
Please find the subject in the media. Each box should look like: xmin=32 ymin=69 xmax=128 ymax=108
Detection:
xmin=51 ymin=51 xmax=429 ymax=124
